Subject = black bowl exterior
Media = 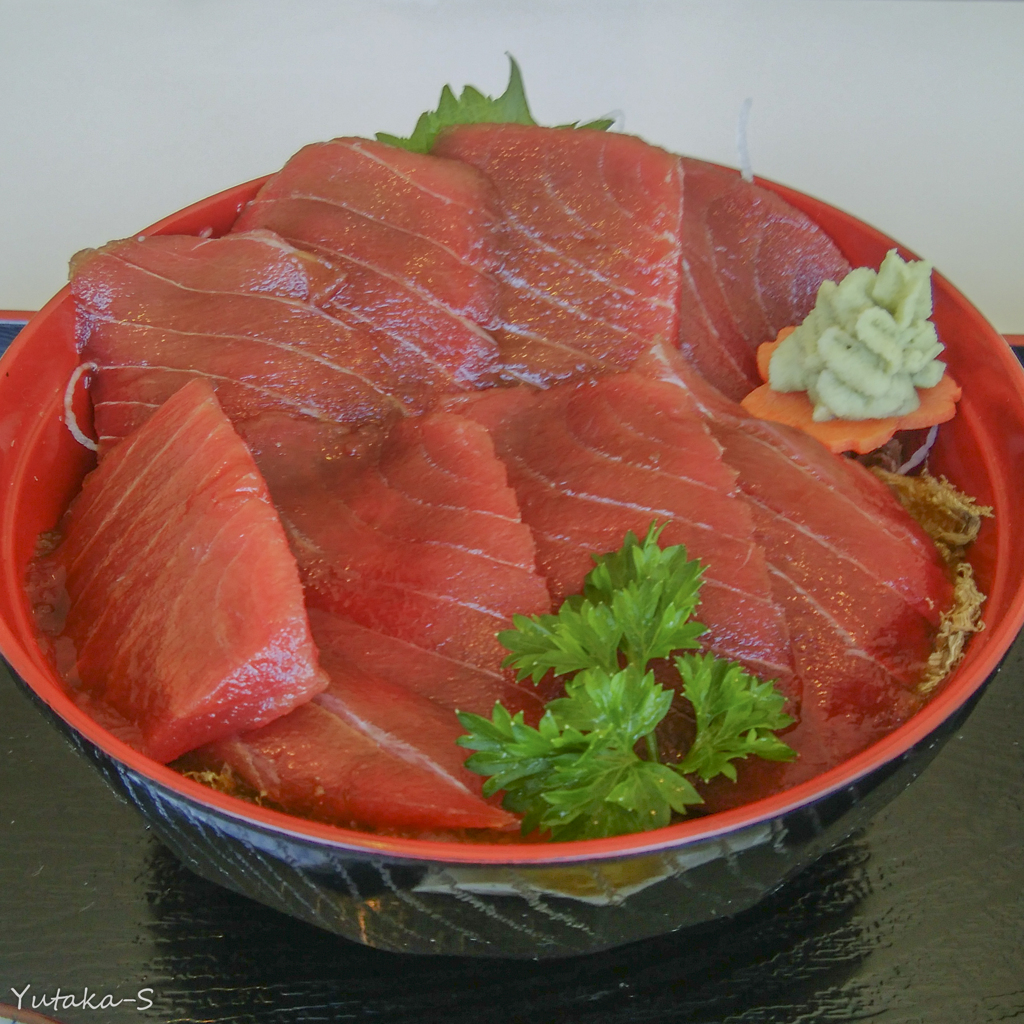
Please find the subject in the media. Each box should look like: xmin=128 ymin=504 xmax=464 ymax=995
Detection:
xmin=6 ymin=660 xmax=990 ymax=959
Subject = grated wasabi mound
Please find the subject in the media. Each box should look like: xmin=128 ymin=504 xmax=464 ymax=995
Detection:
xmin=769 ymin=250 xmax=946 ymax=421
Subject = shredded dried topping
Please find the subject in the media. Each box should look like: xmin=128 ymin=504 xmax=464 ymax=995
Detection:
xmin=179 ymin=763 xmax=268 ymax=805
xmin=874 ymin=468 xmax=993 ymax=563
xmin=873 ymin=467 xmax=993 ymax=692
xmin=918 ymin=562 xmax=987 ymax=694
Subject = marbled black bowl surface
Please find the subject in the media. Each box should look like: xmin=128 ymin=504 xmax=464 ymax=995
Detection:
xmin=3 ymin=626 xmax=1023 ymax=1020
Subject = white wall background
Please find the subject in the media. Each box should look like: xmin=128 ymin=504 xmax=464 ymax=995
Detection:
xmin=2 ymin=0 xmax=1022 ymax=330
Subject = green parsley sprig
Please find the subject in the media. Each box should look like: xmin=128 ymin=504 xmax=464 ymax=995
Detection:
xmin=376 ymin=57 xmax=614 ymax=155
xmin=457 ymin=525 xmax=796 ymax=841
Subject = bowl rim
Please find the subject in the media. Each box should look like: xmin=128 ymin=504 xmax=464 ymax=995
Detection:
xmin=2 ymin=170 xmax=1024 ymax=867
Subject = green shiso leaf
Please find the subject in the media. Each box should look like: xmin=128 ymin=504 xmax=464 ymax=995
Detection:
xmin=376 ymin=56 xmax=613 ymax=154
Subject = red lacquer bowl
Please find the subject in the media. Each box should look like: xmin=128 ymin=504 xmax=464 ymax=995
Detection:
xmin=1 ymin=173 xmax=1023 ymax=958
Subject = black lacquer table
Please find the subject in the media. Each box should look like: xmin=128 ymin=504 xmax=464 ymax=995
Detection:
xmin=1 ymin=321 xmax=1022 ymax=1024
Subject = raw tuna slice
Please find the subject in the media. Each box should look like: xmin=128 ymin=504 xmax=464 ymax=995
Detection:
xmin=238 ymin=410 xmax=551 ymax=671
xmin=307 ymin=608 xmax=529 ymax=794
xmin=677 ymin=158 xmax=851 ymax=401
xmin=307 ymin=610 xmax=546 ymax=723
xmin=71 ymin=231 xmax=448 ymax=448
xmin=233 ymin=137 xmax=500 ymax=386
xmin=204 ymin=700 xmax=515 ymax=832
xmin=30 ymin=379 xmax=327 ymax=763
xmin=432 ymin=124 xmax=683 ymax=386
xmin=453 ymin=374 xmax=797 ymax=696
xmin=637 ymin=342 xmax=953 ymax=764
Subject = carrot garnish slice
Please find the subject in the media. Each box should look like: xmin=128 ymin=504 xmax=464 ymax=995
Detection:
xmin=741 ymin=329 xmax=961 ymax=455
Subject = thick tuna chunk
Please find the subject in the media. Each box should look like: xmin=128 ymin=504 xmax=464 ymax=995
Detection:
xmin=204 ymin=700 xmax=515 ymax=833
xmin=433 ymin=124 xmax=684 ymax=386
xmin=637 ymin=341 xmax=953 ymax=770
xmin=238 ymin=410 xmax=551 ymax=672
xmin=30 ymin=378 xmax=327 ymax=763
xmin=676 ymin=159 xmax=851 ymax=400
xmin=453 ymin=372 xmax=797 ymax=697
xmin=71 ymin=231 xmax=445 ymax=448
xmin=233 ymin=137 xmax=501 ymax=387
xmin=200 ymin=604 xmax=518 ymax=833
xmin=305 ymin=610 xmax=546 ymax=726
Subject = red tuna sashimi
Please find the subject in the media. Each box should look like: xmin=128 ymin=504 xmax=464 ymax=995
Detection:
xmin=308 ymin=608 xmax=518 ymax=795
xmin=233 ymin=137 xmax=500 ymax=385
xmin=307 ymin=610 xmax=546 ymax=723
xmin=30 ymin=379 xmax=327 ymax=763
xmin=204 ymin=701 xmax=515 ymax=832
xmin=454 ymin=375 xmax=796 ymax=695
xmin=677 ymin=158 xmax=851 ymax=401
xmin=238 ymin=410 xmax=551 ymax=671
xmin=71 ymin=231 xmax=452 ymax=448
xmin=639 ymin=342 xmax=952 ymax=618
xmin=432 ymin=124 xmax=683 ymax=386
xmin=637 ymin=342 xmax=953 ymax=761
xmin=314 ymin=637 xmax=481 ymax=795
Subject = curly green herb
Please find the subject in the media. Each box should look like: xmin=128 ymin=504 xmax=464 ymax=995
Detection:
xmin=457 ymin=525 xmax=796 ymax=841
